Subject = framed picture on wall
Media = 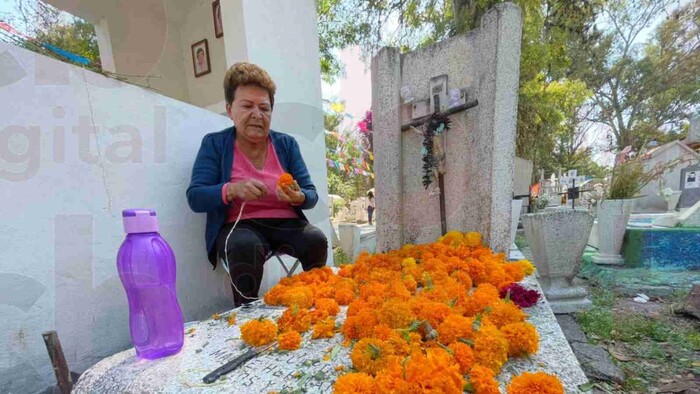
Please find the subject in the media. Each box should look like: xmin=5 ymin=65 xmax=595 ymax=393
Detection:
xmin=191 ymin=39 xmax=211 ymax=78
xmin=213 ymin=0 xmax=223 ymax=38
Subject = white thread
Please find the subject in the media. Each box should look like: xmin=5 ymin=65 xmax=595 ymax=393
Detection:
xmin=221 ymin=200 xmax=260 ymax=301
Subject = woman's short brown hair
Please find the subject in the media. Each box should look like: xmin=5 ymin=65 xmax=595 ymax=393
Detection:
xmin=223 ymin=62 xmax=276 ymax=107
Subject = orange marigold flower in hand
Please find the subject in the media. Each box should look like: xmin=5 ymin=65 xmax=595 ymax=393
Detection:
xmin=449 ymin=342 xmax=475 ymax=374
xmin=277 ymin=172 xmax=296 ymax=189
xmin=350 ymin=338 xmax=394 ymax=375
xmin=277 ymin=330 xmax=302 ymax=351
xmin=507 ymin=371 xmax=564 ymax=394
xmin=501 ymin=322 xmax=539 ymax=357
xmin=240 ymin=318 xmax=278 ymax=347
xmin=333 ymin=372 xmax=376 ymax=394
xmin=312 ymin=318 xmax=336 ymax=339
xmin=468 ymin=365 xmax=500 ymax=394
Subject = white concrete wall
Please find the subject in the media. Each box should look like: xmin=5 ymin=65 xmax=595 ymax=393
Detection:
xmin=0 ymin=42 xmax=329 ymax=393
xmin=637 ymin=144 xmax=699 ymax=212
xmin=94 ymin=1 xmax=191 ymax=103
xmin=180 ymin=1 xmax=228 ymax=111
xmin=45 ymin=0 xmax=228 ymax=109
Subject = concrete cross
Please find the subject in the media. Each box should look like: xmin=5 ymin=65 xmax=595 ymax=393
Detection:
xmin=399 ymin=75 xmax=477 ymax=235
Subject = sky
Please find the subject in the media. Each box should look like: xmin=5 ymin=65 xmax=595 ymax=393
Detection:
xmin=0 ymin=0 xmax=18 ymax=21
xmin=321 ymin=46 xmax=372 ymax=133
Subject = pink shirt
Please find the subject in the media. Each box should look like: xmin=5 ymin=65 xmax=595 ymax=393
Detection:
xmin=223 ymin=139 xmax=299 ymax=222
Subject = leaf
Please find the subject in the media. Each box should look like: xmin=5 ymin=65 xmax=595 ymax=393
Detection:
xmin=578 ymin=382 xmax=595 ymax=392
xmin=608 ymin=346 xmax=634 ymax=362
xmin=438 ymin=342 xmax=454 ymax=354
xmin=330 ymin=345 xmax=340 ymax=360
xmin=463 ymin=381 xmax=475 ymax=393
xmin=313 ymin=371 xmax=327 ymax=381
xmin=298 ymin=372 xmax=310 ymax=387
xmin=409 ymin=320 xmax=422 ymax=331
xmin=472 ymin=314 xmax=482 ymax=331
xmin=458 ymin=338 xmax=474 ymax=347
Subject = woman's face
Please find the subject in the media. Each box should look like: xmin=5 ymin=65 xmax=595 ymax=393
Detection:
xmin=226 ymin=84 xmax=272 ymax=144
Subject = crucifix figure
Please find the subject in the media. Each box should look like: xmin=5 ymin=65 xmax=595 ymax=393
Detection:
xmin=400 ymin=75 xmax=479 ymax=235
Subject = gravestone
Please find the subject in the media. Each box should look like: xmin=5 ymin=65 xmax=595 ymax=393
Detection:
xmin=372 ymin=3 xmax=522 ymax=254
xmin=679 ymin=163 xmax=700 ymax=209
xmin=71 ymin=275 xmax=588 ymax=393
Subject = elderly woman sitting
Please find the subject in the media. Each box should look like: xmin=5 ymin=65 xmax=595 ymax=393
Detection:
xmin=187 ymin=62 xmax=327 ymax=306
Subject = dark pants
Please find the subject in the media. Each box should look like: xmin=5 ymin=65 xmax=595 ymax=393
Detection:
xmin=367 ymin=206 xmax=374 ymax=225
xmin=216 ymin=218 xmax=328 ymax=306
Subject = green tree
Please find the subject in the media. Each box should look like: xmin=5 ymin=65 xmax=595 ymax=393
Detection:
xmin=584 ymin=0 xmax=700 ymax=151
xmin=316 ymin=0 xmax=605 ymax=180
xmin=324 ymin=107 xmax=373 ymax=201
xmin=3 ymin=0 xmax=100 ymax=70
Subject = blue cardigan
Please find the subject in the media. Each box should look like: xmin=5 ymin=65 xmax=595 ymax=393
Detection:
xmin=186 ymin=126 xmax=318 ymax=267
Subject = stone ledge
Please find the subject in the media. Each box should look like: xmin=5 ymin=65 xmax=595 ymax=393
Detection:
xmin=73 ymin=275 xmax=588 ymax=393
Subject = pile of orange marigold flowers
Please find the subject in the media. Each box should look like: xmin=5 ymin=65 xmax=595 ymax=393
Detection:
xmin=239 ymin=231 xmax=565 ymax=394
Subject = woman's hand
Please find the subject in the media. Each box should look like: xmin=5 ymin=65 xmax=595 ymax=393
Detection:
xmin=227 ymin=179 xmax=269 ymax=201
xmin=276 ymin=181 xmax=305 ymax=206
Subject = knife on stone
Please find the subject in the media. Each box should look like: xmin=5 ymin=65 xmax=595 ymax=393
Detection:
xmin=202 ymin=344 xmax=271 ymax=384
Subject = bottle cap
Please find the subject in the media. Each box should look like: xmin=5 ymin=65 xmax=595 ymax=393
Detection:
xmin=122 ymin=209 xmax=159 ymax=233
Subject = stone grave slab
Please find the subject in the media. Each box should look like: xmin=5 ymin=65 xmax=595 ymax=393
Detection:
xmin=72 ymin=275 xmax=589 ymax=393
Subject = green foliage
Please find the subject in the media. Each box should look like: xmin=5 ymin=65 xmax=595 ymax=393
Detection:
xmin=582 ymin=0 xmax=700 ymax=151
xmin=513 ymin=233 xmax=528 ymax=250
xmin=5 ymin=0 xmax=101 ymax=70
xmin=324 ymin=109 xmax=373 ymax=201
xmin=316 ymin=0 xmax=606 ymax=180
xmin=575 ymin=285 xmax=700 ymax=392
xmin=34 ymin=19 xmax=100 ymax=66
xmin=607 ymin=155 xmax=688 ymax=199
xmin=316 ymin=0 xmax=699 ymax=183
xmin=333 ymin=246 xmax=350 ymax=266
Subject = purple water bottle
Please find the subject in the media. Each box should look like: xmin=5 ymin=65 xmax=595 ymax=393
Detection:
xmin=117 ymin=209 xmax=184 ymax=359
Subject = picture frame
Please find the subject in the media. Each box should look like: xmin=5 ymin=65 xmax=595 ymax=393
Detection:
xmin=213 ymin=0 xmax=223 ymax=38
xmin=191 ymin=39 xmax=211 ymax=78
